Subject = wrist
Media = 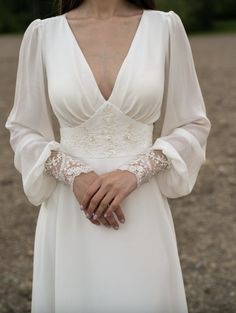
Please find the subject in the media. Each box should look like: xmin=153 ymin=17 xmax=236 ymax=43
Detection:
xmin=44 ymin=150 xmax=96 ymax=188
xmin=117 ymin=149 xmax=172 ymax=188
xmin=117 ymin=165 xmax=148 ymax=188
xmin=72 ymin=170 xmax=97 ymax=191
xmin=74 ymin=170 xmax=96 ymax=182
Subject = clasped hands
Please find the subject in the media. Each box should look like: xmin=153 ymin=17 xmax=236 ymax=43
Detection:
xmin=72 ymin=169 xmax=137 ymax=230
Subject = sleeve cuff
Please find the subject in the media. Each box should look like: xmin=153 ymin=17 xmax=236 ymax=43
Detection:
xmin=23 ymin=140 xmax=62 ymax=206
xmin=151 ymin=130 xmax=205 ymax=198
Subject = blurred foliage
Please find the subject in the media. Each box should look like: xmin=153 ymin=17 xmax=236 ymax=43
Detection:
xmin=0 ymin=0 xmax=54 ymax=33
xmin=0 ymin=0 xmax=235 ymax=33
xmin=156 ymin=0 xmax=236 ymax=33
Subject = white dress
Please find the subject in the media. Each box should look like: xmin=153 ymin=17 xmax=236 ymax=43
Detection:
xmin=5 ymin=9 xmax=211 ymax=313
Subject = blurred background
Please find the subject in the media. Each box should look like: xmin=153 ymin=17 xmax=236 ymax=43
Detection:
xmin=0 ymin=0 xmax=236 ymax=312
xmin=0 ymin=0 xmax=236 ymax=33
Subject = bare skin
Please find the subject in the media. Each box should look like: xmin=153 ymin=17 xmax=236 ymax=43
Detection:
xmin=73 ymin=170 xmax=137 ymax=230
xmin=65 ymin=0 xmax=144 ymax=102
xmin=67 ymin=0 xmax=144 ymax=229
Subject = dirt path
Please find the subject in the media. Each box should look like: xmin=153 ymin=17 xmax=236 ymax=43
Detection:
xmin=0 ymin=33 xmax=235 ymax=313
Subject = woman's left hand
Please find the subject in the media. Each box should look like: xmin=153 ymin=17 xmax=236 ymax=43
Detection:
xmin=81 ymin=169 xmax=137 ymax=221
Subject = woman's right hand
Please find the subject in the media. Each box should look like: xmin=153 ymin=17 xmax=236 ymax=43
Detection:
xmin=73 ymin=171 xmax=125 ymax=230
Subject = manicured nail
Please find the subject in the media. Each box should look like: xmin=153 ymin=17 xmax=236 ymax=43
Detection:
xmin=93 ymin=214 xmax=97 ymax=220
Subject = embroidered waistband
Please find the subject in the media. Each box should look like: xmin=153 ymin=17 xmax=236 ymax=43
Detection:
xmin=60 ymin=104 xmax=153 ymax=158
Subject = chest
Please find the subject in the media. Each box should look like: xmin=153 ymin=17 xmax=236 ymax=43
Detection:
xmin=64 ymin=13 xmax=145 ymax=102
xmin=44 ymin=11 xmax=168 ymax=127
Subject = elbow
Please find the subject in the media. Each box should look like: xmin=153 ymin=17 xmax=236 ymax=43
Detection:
xmin=199 ymin=115 xmax=212 ymax=148
xmin=199 ymin=114 xmax=211 ymax=135
xmin=206 ymin=116 xmax=211 ymax=138
xmin=5 ymin=114 xmax=17 ymax=133
xmin=182 ymin=115 xmax=212 ymax=148
xmin=198 ymin=115 xmax=211 ymax=138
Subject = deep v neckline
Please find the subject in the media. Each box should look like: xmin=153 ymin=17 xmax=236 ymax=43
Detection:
xmin=62 ymin=10 xmax=146 ymax=103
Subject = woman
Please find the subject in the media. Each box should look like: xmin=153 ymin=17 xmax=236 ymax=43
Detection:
xmin=5 ymin=0 xmax=211 ymax=312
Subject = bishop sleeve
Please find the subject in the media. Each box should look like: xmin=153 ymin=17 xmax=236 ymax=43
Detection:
xmin=5 ymin=19 xmax=94 ymax=205
xmin=118 ymin=10 xmax=211 ymax=198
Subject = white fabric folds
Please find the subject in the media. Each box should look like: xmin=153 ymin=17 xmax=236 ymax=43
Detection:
xmin=4 ymin=9 xmax=211 ymax=313
xmin=5 ymin=19 xmax=62 ymax=206
xmin=152 ymin=11 xmax=211 ymax=198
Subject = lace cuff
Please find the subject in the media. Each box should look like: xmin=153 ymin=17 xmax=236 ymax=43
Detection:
xmin=43 ymin=150 xmax=94 ymax=190
xmin=117 ymin=148 xmax=172 ymax=187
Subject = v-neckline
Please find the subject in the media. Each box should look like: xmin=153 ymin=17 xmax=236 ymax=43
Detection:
xmin=62 ymin=10 xmax=146 ymax=103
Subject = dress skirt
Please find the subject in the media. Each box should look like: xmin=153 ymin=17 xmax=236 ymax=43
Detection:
xmin=31 ymin=153 xmax=189 ymax=313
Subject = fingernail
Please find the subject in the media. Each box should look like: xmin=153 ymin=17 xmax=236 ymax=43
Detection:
xmin=86 ymin=212 xmax=91 ymax=218
xmin=80 ymin=205 xmax=84 ymax=211
xmin=114 ymin=225 xmax=119 ymax=230
xmin=120 ymin=219 xmax=125 ymax=223
xmin=93 ymin=214 xmax=97 ymax=220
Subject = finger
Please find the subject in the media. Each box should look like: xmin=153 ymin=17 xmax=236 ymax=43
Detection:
xmin=85 ymin=187 xmax=107 ymax=219
xmin=92 ymin=220 xmax=100 ymax=225
xmin=105 ymin=212 xmax=119 ymax=230
xmin=92 ymin=192 xmax=115 ymax=220
xmin=104 ymin=194 xmax=123 ymax=219
xmin=114 ymin=206 xmax=126 ymax=224
xmin=88 ymin=215 xmax=101 ymax=226
xmin=81 ymin=177 xmax=102 ymax=211
xmin=97 ymin=215 xmax=111 ymax=228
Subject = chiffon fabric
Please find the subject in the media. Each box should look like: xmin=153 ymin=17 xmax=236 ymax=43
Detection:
xmin=5 ymin=9 xmax=211 ymax=313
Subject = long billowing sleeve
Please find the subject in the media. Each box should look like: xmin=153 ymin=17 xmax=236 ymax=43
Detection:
xmin=5 ymin=19 xmax=94 ymax=205
xmin=118 ymin=10 xmax=211 ymax=198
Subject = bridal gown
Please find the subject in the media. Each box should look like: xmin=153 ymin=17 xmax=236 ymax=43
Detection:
xmin=5 ymin=8 xmax=211 ymax=313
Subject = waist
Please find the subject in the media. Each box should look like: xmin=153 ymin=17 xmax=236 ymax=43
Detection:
xmin=60 ymin=122 xmax=153 ymax=158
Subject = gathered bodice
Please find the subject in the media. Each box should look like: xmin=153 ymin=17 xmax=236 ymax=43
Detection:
xmin=60 ymin=101 xmax=153 ymax=158
xmin=43 ymin=10 xmax=169 ymax=129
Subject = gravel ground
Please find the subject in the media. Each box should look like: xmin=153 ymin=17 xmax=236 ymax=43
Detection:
xmin=0 ymin=32 xmax=236 ymax=313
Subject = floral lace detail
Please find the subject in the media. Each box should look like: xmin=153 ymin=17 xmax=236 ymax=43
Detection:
xmin=117 ymin=148 xmax=172 ymax=187
xmin=44 ymin=150 xmax=94 ymax=189
xmin=60 ymin=103 xmax=154 ymax=158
